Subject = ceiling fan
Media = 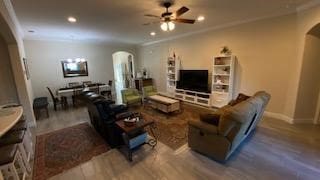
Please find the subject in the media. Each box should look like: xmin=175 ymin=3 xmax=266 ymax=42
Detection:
xmin=144 ymin=1 xmax=196 ymax=31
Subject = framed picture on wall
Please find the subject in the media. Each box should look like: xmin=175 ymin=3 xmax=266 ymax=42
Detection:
xmin=61 ymin=60 xmax=88 ymax=78
xmin=23 ymin=58 xmax=30 ymax=80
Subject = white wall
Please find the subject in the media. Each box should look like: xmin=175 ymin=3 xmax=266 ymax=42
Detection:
xmin=138 ymin=14 xmax=298 ymax=116
xmin=0 ymin=0 xmax=36 ymax=126
xmin=24 ymin=40 xmax=137 ymax=100
xmin=0 ymin=35 xmax=18 ymax=104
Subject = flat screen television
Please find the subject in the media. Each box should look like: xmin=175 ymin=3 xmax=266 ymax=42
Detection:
xmin=177 ymin=70 xmax=209 ymax=93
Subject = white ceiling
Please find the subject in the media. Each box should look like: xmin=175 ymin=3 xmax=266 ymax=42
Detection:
xmin=11 ymin=0 xmax=312 ymax=45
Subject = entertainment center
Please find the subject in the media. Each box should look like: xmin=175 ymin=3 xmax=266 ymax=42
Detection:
xmin=165 ymin=55 xmax=236 ymax=108
xmin=174 ymin=89 xmax=211 ymax=106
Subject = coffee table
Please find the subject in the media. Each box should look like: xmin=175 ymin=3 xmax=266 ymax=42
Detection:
xmin=145 ymin=95 xmax=180 ymax=114
xmin=116 ymin=115 xmax=157 ymax=161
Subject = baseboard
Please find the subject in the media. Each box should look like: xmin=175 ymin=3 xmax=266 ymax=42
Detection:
xmin=264 ymin=111 xmax=316 ymax=124
xmin=263 ymin=111 xmax=294 ymax=124
xmin=292 ymin=118 xmax=314 ymax=124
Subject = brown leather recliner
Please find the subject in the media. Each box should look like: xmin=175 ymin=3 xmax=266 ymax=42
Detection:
xmin=188 ymin=91 xmax=271 ymax=162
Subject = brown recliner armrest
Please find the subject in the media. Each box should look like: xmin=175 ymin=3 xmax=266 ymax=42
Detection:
xmin=188 ymin=120 xmax=219 ymax=135
xmin=199 ymin=113 xmax=220 ymax=126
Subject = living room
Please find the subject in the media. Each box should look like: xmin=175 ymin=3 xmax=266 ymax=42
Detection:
xmin=0 ymin=0 xmax=320 ymax=179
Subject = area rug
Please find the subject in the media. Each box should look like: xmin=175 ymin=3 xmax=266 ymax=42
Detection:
xmin=33 ymin=123 xmax=110 ymax=180
xmin=137 ymin=104 xmax=214 ymax=150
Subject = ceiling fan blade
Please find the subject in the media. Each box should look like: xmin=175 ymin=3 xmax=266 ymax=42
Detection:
xmin=174 ymin=18 xmax=195 ymax=24
xmin=142 ymin=21 xmax=161 ymax=25
xmin=144 ymin=14 xmax=161 ymax=18
xmin=175 ymin=6 xmax=189 ymax=17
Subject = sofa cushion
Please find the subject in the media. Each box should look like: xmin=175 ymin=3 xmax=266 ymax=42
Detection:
xmin=123 ymin=90 xmax=134 ymax=96
xmin=144 ymin=86 xmax=154 ymax=92
xmin=126 ymin=96 xmax=141 ymax=102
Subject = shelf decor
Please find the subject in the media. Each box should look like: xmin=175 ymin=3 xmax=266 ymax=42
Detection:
xmin=211 ymin=55 xmax=236 ymax=108
xmin=166 ymin=54 xmax=181 ymax=95
xmin=219 ymin=46 xmax=232 ymax=56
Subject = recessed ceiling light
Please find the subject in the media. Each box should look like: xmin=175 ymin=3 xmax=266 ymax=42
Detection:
xmin=197 ymin=15 xmax=205 ymax=22
xmin=68 ymin=16 xmax=77 ymax=23
xmin=150 ymin=32 xmax=156 ymax=36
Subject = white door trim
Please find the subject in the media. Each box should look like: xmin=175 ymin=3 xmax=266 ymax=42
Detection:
xmin=314 ymin=90 xmax=320 ymax=124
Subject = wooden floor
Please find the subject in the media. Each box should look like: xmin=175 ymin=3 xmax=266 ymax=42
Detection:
xmin=34 ymin=105 xmax=320 ymax=180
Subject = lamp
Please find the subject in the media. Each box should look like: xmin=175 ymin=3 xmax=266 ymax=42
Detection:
xmin=161 ymin=21 xmax=175 ymax=31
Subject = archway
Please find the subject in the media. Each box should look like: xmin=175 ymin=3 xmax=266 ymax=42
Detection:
xmin=294 ymin=23 xmax=320 ymax=124
xmin=112 ymin=51 xmax=135 ymax=104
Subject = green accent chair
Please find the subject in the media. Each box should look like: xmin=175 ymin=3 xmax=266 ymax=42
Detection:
xmin=121 ymin=88 xmax=142 ymax=106
xmin=143 ymin=86 xmax=157 ymax=97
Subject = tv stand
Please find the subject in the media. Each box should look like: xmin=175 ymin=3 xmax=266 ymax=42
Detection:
xmin=174 ymin=89 xmax=211 ymax=107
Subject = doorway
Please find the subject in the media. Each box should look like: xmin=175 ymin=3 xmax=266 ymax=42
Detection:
xmin=295 ymin=23 xmax=320 ymax=124
xmin=112 ymin=51 xmax=135 ymax=104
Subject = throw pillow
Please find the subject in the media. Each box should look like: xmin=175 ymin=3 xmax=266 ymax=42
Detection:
xmin=228 ymin=93 xmax=250 ymax=106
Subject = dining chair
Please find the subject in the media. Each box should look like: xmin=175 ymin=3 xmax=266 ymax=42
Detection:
xmin=101 ymin=80 xmax=112 ymax=100
xmin=82 ymin=81 xmax=92 ymax=86
xmin=47 ymin=87 xmax=67 ymax=111
xmin=90 ymin=83 xmax=100 ymax=94
xmin=72 ymin=87 xmax=83 ymax=107
xmin=68 ymin=82 xmax=80 ymax=87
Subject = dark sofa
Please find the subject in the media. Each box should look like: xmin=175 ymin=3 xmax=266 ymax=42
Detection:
xmin=81 ymin=91 xmax=130 ymax=147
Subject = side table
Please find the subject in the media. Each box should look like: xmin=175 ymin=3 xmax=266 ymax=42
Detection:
xmin=115 ymin=116 xmax=157 ymax=161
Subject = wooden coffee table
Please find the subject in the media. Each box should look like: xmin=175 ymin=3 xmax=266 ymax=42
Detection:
xmin=145 ymin=95 xmax=180 ymax=114
xmin=116 ymin=115 xmax=157 ymax=161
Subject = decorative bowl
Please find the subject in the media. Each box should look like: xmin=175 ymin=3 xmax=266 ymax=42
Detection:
xmin=124 ymin=118 xmax=137 ymax=127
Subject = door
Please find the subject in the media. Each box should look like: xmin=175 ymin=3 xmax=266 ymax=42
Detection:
xmin=113 ymin=52 xmax=135 ymax=104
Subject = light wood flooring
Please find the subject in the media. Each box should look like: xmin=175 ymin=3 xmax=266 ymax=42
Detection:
xmin=33 ymin=105 xmax=320 ymax=180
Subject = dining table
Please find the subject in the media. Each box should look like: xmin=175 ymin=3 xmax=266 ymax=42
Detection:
xmin=56 ymin=83 xmax=110 ymax=97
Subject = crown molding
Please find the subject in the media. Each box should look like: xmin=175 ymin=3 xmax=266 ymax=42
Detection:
xmin=141 ymin=11 xmax=296 ymax=46
xmin=296 ymin=0 xmax=320 ymax=12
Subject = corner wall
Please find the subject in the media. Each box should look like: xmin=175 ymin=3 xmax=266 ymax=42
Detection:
xmin=0 ymin=35 xmax=18 ymax=103
xmin=138 ymin=14 xmax=298 ymax=116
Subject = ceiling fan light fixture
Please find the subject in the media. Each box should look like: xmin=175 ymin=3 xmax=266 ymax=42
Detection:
xmin=168 ymin=22 xmax=175 ymax=31
xmin=161 ymin=22 xmax=168 ymax=31
xmin=67 ymin=16 xmax=77 ymax=23
xmin=161 ymin=22 xmax=175 ymax=31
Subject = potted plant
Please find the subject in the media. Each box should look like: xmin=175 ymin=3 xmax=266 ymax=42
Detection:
xmin=220 ymin=46 xmax=232 ymax=56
